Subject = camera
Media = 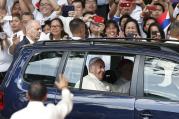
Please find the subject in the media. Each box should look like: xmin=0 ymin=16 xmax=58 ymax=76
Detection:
xmin=151 ymin=31 xmax=158 ymax=36
xmin=92 ymin=16 xmax=104 ymax=23
xmin=126 ymin=33 xmax=137 ymax=38
xmin=119 ymin=3 xmax=131 ymax=7
xmin=151 ymin=31 xmax=158 ymax=39
xmin=146 ymin=5 xmax=157 ymax=11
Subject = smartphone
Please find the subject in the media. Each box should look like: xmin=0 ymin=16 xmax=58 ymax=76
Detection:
xmin=119 ymin=3 xmax=131 ymax=7
xmin=146 ymin=5 xmax=157 ymax=11
xmin=62 ymin=5 xmax=75 ymax=17
xmin=92 ymin=16 xmax=104 ymax=23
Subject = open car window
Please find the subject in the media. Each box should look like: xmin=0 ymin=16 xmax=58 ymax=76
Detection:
xmin=72 ymin=52 xmax=135 ymax=94
xmin=24 ymin=51 xmax=63 ymax=87
xmin=63 ymin=52 xmax=86 ymax=88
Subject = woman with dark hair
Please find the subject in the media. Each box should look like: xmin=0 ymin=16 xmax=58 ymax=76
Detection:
xmin=0 ymin=26 xmax=12 ymax=83
xmin=48 ymin=18 xmax=68 ymax=40
xmin=119 ymin=14 xmax=132 ymax=32
xmin=143 ymin=16 xmax=157 ymax=34
xmin=147 ymin=22 xmax=165 ymax=42
xmin=42 ymin=20 xmax=51 ymax=34
xmin=104 ymin=20 xmax=119 ymax=38
xmin=123 ymin=18 xmax=141 ymax=40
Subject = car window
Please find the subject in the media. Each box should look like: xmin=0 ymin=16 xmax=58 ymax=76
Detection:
xmin=75 ymin=52 xmax=135 ymax=94
xmin=63 ymin=52 xmax=85 ymax=88
xmin=24 ymin=51 xmax=63 ymax=86
xmin=144 ymin=56 xmax=179 ymax=101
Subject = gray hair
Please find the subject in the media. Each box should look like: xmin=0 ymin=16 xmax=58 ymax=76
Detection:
xmin=88 ymin=57 xmax=104 ymax=69
xmin=25 ymin=20 xmax=40 ymax=33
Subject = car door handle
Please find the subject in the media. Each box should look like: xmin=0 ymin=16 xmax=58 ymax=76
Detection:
xmin=140 ymin=113 xmax=153 ymax=119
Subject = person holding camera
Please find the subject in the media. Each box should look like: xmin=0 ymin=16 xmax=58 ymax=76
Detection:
xmin=0 ymin=26 xmax=13 ymax=83
xmin=123 ymin=18 xmax=142 ymax=40
xmin=88 ymin=15 xmax=105 ymax=38
xmin=147 ymin=22 xmax=165 ymax=42
xmin=109 ymin=0 xmax=142 ymax=23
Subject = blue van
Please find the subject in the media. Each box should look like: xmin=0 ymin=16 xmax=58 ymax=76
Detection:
xmin=1 ymin=40 xmax=179 ymax=119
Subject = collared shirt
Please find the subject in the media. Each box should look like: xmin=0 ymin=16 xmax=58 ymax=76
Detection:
xmin=10 ymin=88 xmax=73 ymax=119
xmin=26 ymin=36 xmax=35 ymax=44
xmin=75 ymin=73 xmax=111 ymax=91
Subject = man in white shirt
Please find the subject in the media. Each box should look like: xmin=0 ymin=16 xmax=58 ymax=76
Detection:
xmin=69 ymin=18 xmax=86 ymax=40
xmin=10 ymin=74 xmax=73 ymax=119
xmin=112 ymin=0 xmax=142 ymax=23
xmin=20 ymin=0 xmax=60 ymax=25
xmin=75 ymin=57 xmax=111 ymax=91
xmin=59 ymin=0 xmax=85 ymax=36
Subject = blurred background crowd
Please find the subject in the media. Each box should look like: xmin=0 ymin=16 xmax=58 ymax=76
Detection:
xmin=1 ymin=0 xmax=179 ymax=81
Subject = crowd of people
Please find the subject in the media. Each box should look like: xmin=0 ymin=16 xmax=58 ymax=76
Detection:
xmin=1 ymin=0 xmax=179 ymax=80
xmin=1 ymin=0 xmax=179 ymax=118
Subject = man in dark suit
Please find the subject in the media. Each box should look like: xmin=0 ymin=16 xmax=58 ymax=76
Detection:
xmin=12 ymin=20 xmax=41 ymax=59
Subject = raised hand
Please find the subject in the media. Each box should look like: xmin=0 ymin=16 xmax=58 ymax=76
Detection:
xmin=55 ymin=74 xmax=68 ymax=90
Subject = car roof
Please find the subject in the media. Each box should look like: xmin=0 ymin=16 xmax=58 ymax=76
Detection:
xmin=33 ymin=38 xmax=178 ymax=49
xmin=22 ymin=38 xmax=179 ymax=59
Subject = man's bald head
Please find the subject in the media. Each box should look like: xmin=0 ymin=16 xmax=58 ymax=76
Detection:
xmin=26 ymin=20 xmax=41 ymax=42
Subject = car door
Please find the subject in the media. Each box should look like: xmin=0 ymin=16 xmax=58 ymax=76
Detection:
xmin=1 ymin=49 xmax=67 ymax=118
xmin=56 ymin=51 xmax=138 ymax=119
xmin=23 ymin=50 xmax=66 ymax=104
xmin=135 ymin=55 xmax=179 ymax=119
